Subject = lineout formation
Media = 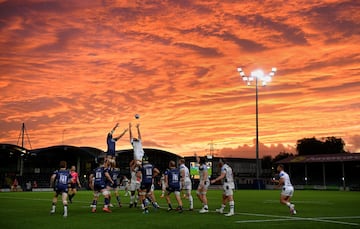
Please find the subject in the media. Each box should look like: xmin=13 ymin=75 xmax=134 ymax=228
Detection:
xmin=49 ymin=122 xmax=295 ymax=218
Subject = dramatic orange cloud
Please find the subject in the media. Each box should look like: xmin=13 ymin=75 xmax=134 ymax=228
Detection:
xmin=1 ymin=0 xmax=359 ymax=158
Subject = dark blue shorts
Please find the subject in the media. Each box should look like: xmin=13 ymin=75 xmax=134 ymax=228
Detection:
xmin=94 ymin=183 xmax=105 ymax=191
xmin=140 ymin=183 xmax=152 ymax=193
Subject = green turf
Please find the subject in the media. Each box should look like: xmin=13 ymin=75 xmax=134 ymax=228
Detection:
xmin=0 ymin=189 xmax=359 ymax=229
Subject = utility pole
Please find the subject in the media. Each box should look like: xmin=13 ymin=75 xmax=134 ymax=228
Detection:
xmin=17 ymin=123 xmax=32 ymax=176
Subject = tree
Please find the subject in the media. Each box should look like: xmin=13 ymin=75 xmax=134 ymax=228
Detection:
xmin=273 ymin=151 xmax=293 ymax=163
xmin=296 ymin=136 xmax=347 ymax=155
xmin=296 ymin=137 xmax=324 ymax=155
xmin=323 ymin=136 xmax=346 ymax=154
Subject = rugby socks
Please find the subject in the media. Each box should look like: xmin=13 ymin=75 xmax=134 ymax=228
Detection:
xmin=229 ymin=201 xmax=234 ymax=213
xmin=152 ymin=201 xmax=160 ymax=208
xmin=91 ymin=200 xmax=97 ymax=206
xmin=189 ymin=195 xmax=193 ymax=209
xmin=135 ymin=195 xmax=139 ymax=207
xmin=104 ymin=197 xmax=110 ymax=208
xmin=69 ymin=193 xmax=75 ymax=203
xmin=146 ymin=196 xmax=152 ymax=203
xmin=51 ymin=203 xmax=56 ymax=212
xmin=142 ymin=199 xmax=148 ymax=209
xmin=130 ymin=194 xmax=134 ymax=204
xmin=63 ymin=205 xmax=68 ymax=217
xmin=204 ymin=204 xmax=208 ymax=210
xmin=116 ymin=196 xmax=121 ymax=205
xmin=286 ymin=202 xmax=291 ymax=208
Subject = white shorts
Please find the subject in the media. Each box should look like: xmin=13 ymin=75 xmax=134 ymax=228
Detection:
xmin=134 ymin=150 xmax=144 ymax=161
xmin=130 ymin=181 xmax=140 ymax=191
xmin=223 ymin=182 xmax=235 ymax=196
xmin=181 ymin=179 xmax=192 ymax=191
xmin=281 ymin=185 xmax=294 ymax=197
xmin=197 ymin=180 xmax=209 ymax=193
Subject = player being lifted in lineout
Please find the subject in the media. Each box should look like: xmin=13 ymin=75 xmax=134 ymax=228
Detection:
xmin=129 ymin=122 xmax=145 ymax=165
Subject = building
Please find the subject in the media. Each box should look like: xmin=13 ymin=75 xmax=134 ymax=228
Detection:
xmin=275 ymin=153 xmax=360 ymax=190
xmin=0 ymin=143 xmax=182 ymax=189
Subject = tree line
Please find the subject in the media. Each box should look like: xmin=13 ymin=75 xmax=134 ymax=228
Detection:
xmin=263 ymin=136 xmax=348 ymax=166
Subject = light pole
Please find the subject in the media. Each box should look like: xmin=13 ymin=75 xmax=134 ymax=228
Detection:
xmin=237 ymin=67 xmax=277 ymax=189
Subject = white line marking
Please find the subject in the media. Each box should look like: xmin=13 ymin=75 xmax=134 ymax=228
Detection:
xmin=236 ymin=218 xmax=297 ymax=223
xmin=236 ymin=212 xmax=360 ymax=226
xmin=263 ymin=200 xmax=333 ymax=205
xmin=318 ymin=216 xmax=360 ymax=219
xmin=239 ymin=212 xmax=294 ymax=218
xmin=308 ymin=218 xmax=359 ymax=226
xmin=236 ymin=217 xmax=359 ymax=226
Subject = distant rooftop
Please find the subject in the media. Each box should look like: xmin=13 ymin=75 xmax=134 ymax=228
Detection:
xmin=276 ymin=153 xmax=360 ymax=164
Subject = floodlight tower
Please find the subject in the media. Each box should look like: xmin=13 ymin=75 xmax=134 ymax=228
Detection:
xmin=237 ymin=67 xmax=277 ymax=189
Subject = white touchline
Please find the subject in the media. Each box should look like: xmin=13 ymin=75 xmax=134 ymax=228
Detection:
xmin=318 ymin=216 xmax=360 ymax=219
xmin=236 ymin=218 xmax=296 ymax=223
xmin=239 ymin=212 xmax=295 ymax=219
xmin=306 ymin=218 xmax=359 ymax=226
xmin=263 ymin=200 xmax=333 ymax=205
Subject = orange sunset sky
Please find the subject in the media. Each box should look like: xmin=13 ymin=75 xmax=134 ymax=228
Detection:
xmin=1 ymin=0 xmax=359 ymax=158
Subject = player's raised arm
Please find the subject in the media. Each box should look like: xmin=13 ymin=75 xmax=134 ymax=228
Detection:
xmin=115 ymin=128 xmax=128 ymax=141
xmin=129 ymin=123 xmax=133 ymax=142
xmin=110 ymin=123 xmax=119 ymax=134
xmin=136 ymin=124 xmax=141 ymax=140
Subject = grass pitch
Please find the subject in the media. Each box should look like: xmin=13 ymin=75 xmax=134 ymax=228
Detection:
xmin=0 ymin=189 xmax=359 ymax=229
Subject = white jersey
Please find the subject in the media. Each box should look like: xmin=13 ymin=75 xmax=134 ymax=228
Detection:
xmin=179 ymin=163 xmax=192 ymax=190
xmin=131 ymin=139 xmax=144 ymax=161
xmin=221 ymin=164 xmax=234 ymax=183
xmin=279 ymin=171 xmax=292 ymax=186
xmin=179 ymin=164 xmax=191 ymax=182
xmin=199 ymin=164 xmax=210 ymax=183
